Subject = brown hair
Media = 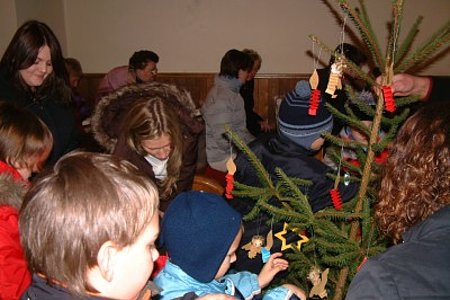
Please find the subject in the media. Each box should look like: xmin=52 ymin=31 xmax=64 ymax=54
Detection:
xmin=124 ymin=98 xmax=183 ymax=200
xmin=0 ymin=101 xmax=53 ymax=173
xmin=243 ymin=48 xmax=262 ymax=70
xmin=0 ymin=20 xmax=71 ymax=104
xmin=64 ymin=57 xmax=83 ymax=77
xmin=376 ymin=103 xmax=450 ymax=243
xmin=19 ymin=151 xmax=159 ymax=295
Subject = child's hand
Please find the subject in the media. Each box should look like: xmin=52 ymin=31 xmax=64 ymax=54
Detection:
xmin=282 ymin=283 xmax=307 ymax=300
xmin=258 ymin=252 xmax=289 ymax=288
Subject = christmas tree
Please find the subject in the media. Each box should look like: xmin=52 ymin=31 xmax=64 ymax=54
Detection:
xmin=227 ymin=1 xmax=450 ymax=299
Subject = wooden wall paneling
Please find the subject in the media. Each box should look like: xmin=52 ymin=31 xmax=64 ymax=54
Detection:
xmin=78 ymin=73 xmax=310 ymax=125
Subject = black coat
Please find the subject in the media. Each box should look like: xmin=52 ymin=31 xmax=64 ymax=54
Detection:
xmin=346 ymin=205 xmax=450 ymax=300
xmin=0 ymin=70 xmax=79 ymax=165
xmin=240 ymin=79 xmax=264 ymax=137
xmin=232 ymin=133 xmax=358 ymax=213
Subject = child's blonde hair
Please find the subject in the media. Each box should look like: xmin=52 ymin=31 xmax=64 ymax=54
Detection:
xmin=124 ymin=97 xmax=183 ymax=200
xmin=20 ymin=151 xmax=159 ymax=295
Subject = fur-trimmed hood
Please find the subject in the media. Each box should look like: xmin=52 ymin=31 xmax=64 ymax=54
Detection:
xmin=91 ymin=81 xmax=203 ymax=153
xmin=0 ymin=173 xmax=27 ymax=210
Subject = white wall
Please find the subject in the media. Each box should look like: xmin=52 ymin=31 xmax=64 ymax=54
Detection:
xmin=15 ymin=0 xmax=67 ymax=54
xmin=1 ymin=0 xmax=449 ymax=74
xmin=0 ymin=0 xmax=18 ymax=56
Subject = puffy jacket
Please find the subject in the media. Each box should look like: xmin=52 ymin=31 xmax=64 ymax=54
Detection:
xmin=92 ymin=82 xmax=204 ymax=211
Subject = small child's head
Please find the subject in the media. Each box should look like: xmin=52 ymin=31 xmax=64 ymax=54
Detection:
xmin=0 ymin=101 xmax=53 ymax=180
xmin=64 ymin=57 xmax=83 ymax=89
xmin=219 ymin=49 xmax=253 ymax=82
xmin=161 ymin=191 xmax=242 ymax=282
xmin=20 ymin=151 xmax=160 ymax=299
xmin=278 ymin=80 xmax=333 ymax=151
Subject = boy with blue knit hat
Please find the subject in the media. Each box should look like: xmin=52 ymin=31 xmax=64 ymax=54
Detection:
xmin=229 ymin=80 xmax=359 ymax=275
xmin=154 ymin=191 xmax=306 ymax=300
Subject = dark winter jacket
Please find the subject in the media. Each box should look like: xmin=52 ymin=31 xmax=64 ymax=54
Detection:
xmin=232 ymin=133 xmax=358 ymax=213
xmin=346 ymin=205 xmax=450 ymax=300
xmin=21 ymin=274 xmax=206 ymax=300
xmin=92 ymin=82 xmax=204 ymax=211
xmin=0 ymin=69 xmax=79 ymax=166
xmin=230 ymin=133 xmax=358 ymax=274
xmin=427 ymin=76 xmax=450 ymax=104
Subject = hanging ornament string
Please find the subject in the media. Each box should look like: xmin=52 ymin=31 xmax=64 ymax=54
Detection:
xmin=330 ymin=145 xmax=344 ymax=210
xmin=382 ymin=13 xmax=399 ymax=113
xmin=309 ymin=40 xmax=322 ymax=116
xmin=326 ymin=15 xmax=347 ymax=98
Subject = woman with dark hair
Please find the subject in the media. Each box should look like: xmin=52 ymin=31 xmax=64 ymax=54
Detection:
xmin=201 ymin=49 xmax=254 ymax=183
xmin=346 ymin=102 xmax=450 ymax=299
xmin=0 ymin=20 xmax=79 ymax=165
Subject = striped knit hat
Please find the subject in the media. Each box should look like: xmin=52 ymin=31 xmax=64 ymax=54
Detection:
xmin=278 ymin=80 xmax=333 ymax=150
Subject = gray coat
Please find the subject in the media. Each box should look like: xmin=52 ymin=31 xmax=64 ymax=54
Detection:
xmin=201 ymin=75 xmax=254 ymax=167
xmin=346 ymin=205 xmax=450 ymax=300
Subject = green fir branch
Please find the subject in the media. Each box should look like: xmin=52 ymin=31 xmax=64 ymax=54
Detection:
xmin=395 ymin=19 xmax=450 ymax=72
xmin=338 ymin=0 xmax=384 ymax=67
xmin=321 ymin=251 xmax=359 ymax=267
xmin=395 ymin=16 xmax=423 ymax=64
xmin=386 ymin=0 xmax=404 ymax=64
xmin=226 ymin=126 xmax=274 ymax=189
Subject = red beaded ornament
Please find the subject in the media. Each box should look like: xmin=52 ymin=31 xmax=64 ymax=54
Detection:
xmin=330 ymin=188 xmax=343 ymax=210
xmin=225 ymin=157 xmax=237 ymax=200
xmin=309 ymin=89 xmax=321 ymax=116
xmin=382 ymin=85 xmax=396 ymax=112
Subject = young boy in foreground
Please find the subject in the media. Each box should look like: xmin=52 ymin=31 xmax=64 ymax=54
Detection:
xmin=19 ymin=152 xmax=161 ymax=299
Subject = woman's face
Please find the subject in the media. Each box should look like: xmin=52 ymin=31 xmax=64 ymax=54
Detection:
xmin=19 ymin=45 xmax=53 ymax=87
xmin=141 ymin=133 xmax=172 ymax=160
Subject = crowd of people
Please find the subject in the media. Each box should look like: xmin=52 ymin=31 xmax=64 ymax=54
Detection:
xmin=0 ymin=19 xmax=448 ymax=300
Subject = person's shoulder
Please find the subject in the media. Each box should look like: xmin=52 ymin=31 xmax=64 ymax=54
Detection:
xmin=108 ymin=65 xmax=128 ymax=72
xmin=346 ymin=258 xmax=398 ymax=299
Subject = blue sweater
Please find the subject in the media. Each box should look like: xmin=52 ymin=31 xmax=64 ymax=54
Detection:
xmin=154 ymin=261 xmax=293 ymax=300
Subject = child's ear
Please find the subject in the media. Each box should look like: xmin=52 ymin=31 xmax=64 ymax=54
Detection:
xmin=97 ymin=241 xmax=118 ymax=282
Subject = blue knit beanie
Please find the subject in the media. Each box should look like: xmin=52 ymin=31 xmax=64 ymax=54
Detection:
xmin=160 ymin=191 xmax=242 ymax=283
xmin=278 ymin=80 xmax=333 ymax=150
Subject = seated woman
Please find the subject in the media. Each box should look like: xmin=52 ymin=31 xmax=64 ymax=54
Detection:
xmin=92 ymin=82 xmax=204 ymax=211
xmin=201 ymin=49 xmax=255 ymax=185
